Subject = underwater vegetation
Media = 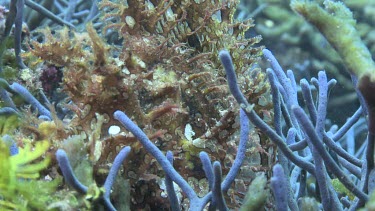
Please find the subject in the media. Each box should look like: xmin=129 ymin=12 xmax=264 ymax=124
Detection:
xmin=1 ymin=0 xmax=375 ymax=210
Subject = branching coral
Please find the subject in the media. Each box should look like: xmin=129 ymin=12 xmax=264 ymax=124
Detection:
xmin=220 ymin=46 xmax=375 ymax=210
xmin=291 ymin=1 xmax=375 ymax=206
xmin=1 ymin=0 xmax=374 ymax=210
xmin=113 ymin=108 xmax=256 ymax=210
xmin=26 ymin=0 xmax=271 ymax=208
xmin=56 ymin=146 xmax=131 ymax=211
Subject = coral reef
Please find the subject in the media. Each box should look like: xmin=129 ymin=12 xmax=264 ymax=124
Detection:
xmin=26 ymin=0 xmax=270 ymax=206
xmin=220 ymin=46 xmax=371 ymax=210
xmin=1 ymin=0 xmax=374 ymax=210
xmin=0 ymin=0 xmax=271 ymax=210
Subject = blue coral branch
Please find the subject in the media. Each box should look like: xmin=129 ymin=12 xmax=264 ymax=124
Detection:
xmin=209 ymin=162 xmax=228 ymax=211
xmin=266 ymin=70 xmax=282 ymax=135
xmin=218 ymin=51 xmax=249 ymax=107
xmin=0 ymin=79 xmax=55 ymax=120
xmin=200 ymin=151 xmax=214 ymax=190
xmin=300 ymin=79 xmax=317 ymax=124
xmin=114 ymin=111 xmax=198 ymax=199
xmin=103 ymin=146 xmax=131 ymax=199
xmin=220 ymin=48 xmax=373 ymax=209
xmin=165 ymin=150 xmax=181 ymax=211
xmin=220 ymin=49 xmax=316 ymax=175
xmin=56 ymin=149 xmax=88 ymax=194
xmin=56 ymin=146 xmax=131 ymax=210
xmin=221 ymin=109 xmax=249 ymax=192
xmin=293 ymin=106 xmax=368 ymax=201
xmin=10 ymin=82 xmax=51 ymax=119
xmin=24 ymin=0 xmax=75 ymax=28
xmin=332 ymin=107 xmax=363 ymax=141
xmin=114 ymin=111 xmax=201 ymax=206
xmin=14 ymin=0 xmax=27 ymax=69
xmin=301 ymin=71 xmax=333 ymax=210
xmin=114 ymin=107 xmax=252 ymax=210
xmin=271 ymin=164 xmax=288 ymax=211
xmin=263 ymin=49 xmax=298 ymax=108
